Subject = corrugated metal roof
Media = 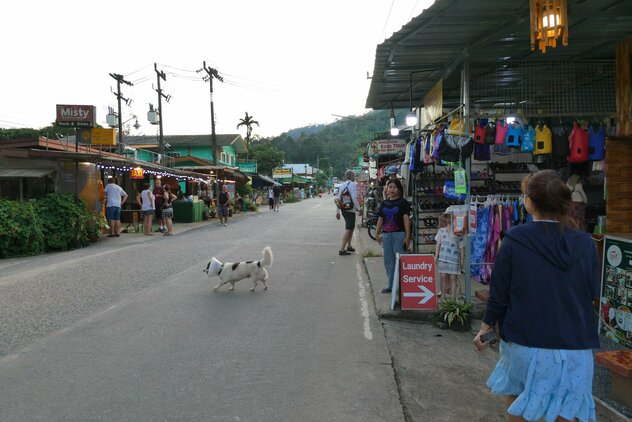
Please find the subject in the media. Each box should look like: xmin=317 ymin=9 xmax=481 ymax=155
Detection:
xmin=366 ymin=0 xmax=632 ymax=110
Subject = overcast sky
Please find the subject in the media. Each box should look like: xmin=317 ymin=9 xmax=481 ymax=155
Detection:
xmin=1 ymin=0 xmax=434 ymax=138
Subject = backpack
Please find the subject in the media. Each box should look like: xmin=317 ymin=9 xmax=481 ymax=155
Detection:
xmin=521 ymin=125 xmax=535 ymax=152
xmin=588 ymin=125 xmax=605 ymax=161
xmin=505 ymin=123 xmax=522 ymax=147
xmin=339 ymin=182 xmax=353 ymax=211
xmin=568 ymin=122 xmax=589 ymax=163
xmin=534 ymin=124 xmax=552 ymax=155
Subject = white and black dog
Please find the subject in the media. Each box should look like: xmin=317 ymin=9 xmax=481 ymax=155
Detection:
xmin=203 ymin=246 xmax=273 ymax=292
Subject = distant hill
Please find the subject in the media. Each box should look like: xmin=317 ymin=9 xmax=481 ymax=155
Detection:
xmin=266 ymin=109 xmax=409 ymax=177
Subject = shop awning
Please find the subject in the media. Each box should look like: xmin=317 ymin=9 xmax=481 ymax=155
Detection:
xmin=0 ymin=168 xmax=55 ymax=178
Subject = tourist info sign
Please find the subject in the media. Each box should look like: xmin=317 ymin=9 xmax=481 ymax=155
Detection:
xmin=391 ymin=254 xmax=437 ymax=310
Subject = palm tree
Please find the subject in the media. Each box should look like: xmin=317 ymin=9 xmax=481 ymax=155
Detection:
xmin=236 ymin=112 xmax=259 ymax=157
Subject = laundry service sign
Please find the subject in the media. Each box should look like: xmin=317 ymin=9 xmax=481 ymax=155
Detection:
xmin=393 ymin=254 xmax=437 ymax=310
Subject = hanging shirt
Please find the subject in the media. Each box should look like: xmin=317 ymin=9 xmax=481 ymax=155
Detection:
xmin=435 ymin=227 xmax=464 ymax=264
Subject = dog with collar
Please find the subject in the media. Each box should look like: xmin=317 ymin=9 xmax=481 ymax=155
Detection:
xmin=203 ymin=246 xmax=273 ymax=292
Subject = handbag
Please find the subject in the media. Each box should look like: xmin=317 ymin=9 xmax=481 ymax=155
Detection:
xmin=438 ymin=133 xmax=474 ymax=163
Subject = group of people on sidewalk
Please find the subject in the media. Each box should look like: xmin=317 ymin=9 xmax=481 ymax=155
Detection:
xmin=102 ymin=177 xmax=177 ymax=237
xmin=335 ymin=168 xmax=601 ymax=422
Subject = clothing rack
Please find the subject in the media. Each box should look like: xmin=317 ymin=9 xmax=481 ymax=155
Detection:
xmin=413 ymin=104 xmax=465 ymax=135
xmin=470 ymin=194 xmax=523 ymax=204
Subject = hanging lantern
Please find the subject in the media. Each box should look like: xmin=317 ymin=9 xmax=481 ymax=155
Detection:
xmin=530 ymin=0 xmax=568 ymax=54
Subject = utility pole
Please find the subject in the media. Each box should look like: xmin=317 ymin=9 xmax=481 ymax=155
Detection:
xmin=109 ymin=73 xmax=133 ymax=155
xmin=154 ymin=63 xmax=170 ymax=158
xmin=197 ymin=61 xmax=224 ymax=199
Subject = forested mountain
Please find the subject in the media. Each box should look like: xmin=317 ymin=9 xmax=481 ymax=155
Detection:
xmin=259 ymin=109 xmax=409 ymax=177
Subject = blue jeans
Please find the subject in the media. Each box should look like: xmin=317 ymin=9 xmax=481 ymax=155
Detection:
xmin=382 ymin=231 xmax=406 ymax=289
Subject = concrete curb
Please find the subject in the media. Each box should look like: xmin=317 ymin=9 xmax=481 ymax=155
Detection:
xmin=594 ymin=396 xmax=630 ymax=422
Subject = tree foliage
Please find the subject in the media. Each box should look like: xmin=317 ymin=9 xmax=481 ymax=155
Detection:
xmin=260 ymin=109 xmax=407 ymax=178
xmin=250 ymin=141 xmax=285 ymax=176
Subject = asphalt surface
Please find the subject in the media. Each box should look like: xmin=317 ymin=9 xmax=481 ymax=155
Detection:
xmin=0 ymin=195 xmax=630 ymax=421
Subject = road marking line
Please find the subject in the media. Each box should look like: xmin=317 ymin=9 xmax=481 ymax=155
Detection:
xmin=356 ymin=261 xmax=373 ymax=340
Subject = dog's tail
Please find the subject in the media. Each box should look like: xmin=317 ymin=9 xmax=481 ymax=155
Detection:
xmin=261 ymin=246 xmax=273 ymax=267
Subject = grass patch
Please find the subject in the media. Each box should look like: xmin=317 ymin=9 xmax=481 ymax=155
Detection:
xmin=362 ymin=249 xmax=383 ymax=258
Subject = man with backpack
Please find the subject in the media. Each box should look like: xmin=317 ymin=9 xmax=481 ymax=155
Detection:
xmin=335 ymin=169 xmax=360 ymax=256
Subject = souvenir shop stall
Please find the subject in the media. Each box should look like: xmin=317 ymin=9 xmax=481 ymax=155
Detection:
xmin=399 ymin=58 xmax=618 ymax=302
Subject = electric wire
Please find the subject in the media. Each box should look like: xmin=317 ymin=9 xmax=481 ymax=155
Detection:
xmin=409 ymin=0 xmax=420 ymax=20
xmin=378 ymin=0 xmax=396 ymax=43
xmin=125 ymin=64 xmax=153 ymax=78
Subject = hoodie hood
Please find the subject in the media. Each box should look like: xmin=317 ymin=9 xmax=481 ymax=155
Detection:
xmin=504 ymin=222 xmax=592 ymax=270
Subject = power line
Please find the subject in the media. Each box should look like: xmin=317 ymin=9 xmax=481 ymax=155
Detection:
xmin=378 ymin=0 xmax=396 ymax=43
xmin=125 ymin=64 xmax=153 ymax=78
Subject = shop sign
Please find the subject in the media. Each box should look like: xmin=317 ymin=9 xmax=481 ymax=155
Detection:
xmin=368 ymin=139 xmax=407 ymax=158
xmin=395 ymin=254 xmax=437 ymax=310
xmin=599 ymin=236 xmax=632 ymax=347
xmin=76 ymin=128 xmax=117 ymax=145
xmin=237 ymin=162 xmax=257 ymax=174
xmin=56 ymin=104 xmax=96 ymax=127
xmin=130 ymin=168 xmax=144 ymax=179
xmin=272 ymin=168 xmax=292 ymax=179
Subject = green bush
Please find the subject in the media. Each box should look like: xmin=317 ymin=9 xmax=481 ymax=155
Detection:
xmin=0 ymin=199 xmax=45 ymax=258
xmin=34 ymin=194 xmax=100 ymax=251
xmin=236 ymin=184 xmax=253 ymax=199
xmin=283 ymin=193 xmax=300 ymax=203
xmin=0 ymin=194 xmax=101 ymax=258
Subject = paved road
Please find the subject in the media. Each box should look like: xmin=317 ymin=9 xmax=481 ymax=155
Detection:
xmin=0 ymin=196 xmax=404 ymax=421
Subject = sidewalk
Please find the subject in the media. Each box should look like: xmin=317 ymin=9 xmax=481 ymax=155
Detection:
xmin=356 ymin=228 xmax=630 ymax=422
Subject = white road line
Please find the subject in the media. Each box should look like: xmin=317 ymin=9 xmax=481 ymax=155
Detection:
xmin=356 ymin=261 xmax=373 ymax=340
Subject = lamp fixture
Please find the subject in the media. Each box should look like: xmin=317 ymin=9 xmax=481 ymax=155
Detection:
xmin=407 ymin=73 xmax=419 ymax=127
xmin=390 ymin=103 xmax=400 ymax=136
xmin=530 ymin=0 xmax=568 ymax=53
xmin=406 ymin=111 xmax=418 ymax=127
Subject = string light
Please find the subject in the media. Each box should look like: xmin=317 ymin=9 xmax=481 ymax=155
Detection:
xmin=96 ymin=163 xmax=209 ymax=184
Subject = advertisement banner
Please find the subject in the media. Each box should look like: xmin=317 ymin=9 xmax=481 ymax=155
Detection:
xmin=368 ymin=139 xmax=407 ymax=158
xmin=56 ymin=104 xmax=96 ymax=127
xmin=237 ymin=162 xmax=257 ymax=174
xmin=421 ymin=79 xmax=442 ymax=128
xmin=599 ymin=235 xmax=632 ymax=347
xmin=272 ymin=168 xmax=292 ymax=179
xmin=397 ymin=254 xmax=437 ymax=310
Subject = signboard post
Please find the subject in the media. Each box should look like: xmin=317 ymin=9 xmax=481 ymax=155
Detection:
xmin=391 ymin=254 xmax=437 ymax=311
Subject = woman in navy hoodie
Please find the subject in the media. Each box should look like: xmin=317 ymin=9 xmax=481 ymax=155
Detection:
xmin=473 ymin=170 xmax=600 ymax=422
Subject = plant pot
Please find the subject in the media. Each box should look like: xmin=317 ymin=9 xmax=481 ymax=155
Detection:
xmin=448 ymin=315 xmax=472 ymax=332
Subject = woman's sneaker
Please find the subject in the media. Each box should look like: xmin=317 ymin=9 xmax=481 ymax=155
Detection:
xmin=339 ymin=250 xmax=351 ymax=256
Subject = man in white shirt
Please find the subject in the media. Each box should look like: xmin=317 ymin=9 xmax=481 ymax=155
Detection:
xmin=103 ymin=177 xmax=128 ymax=237
xmin=336 ymin=169 xmax=360 ymax=255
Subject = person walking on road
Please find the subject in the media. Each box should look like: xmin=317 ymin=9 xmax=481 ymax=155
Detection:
xmin=473 ymin=170 xmax=600 ymax=422
xmin=103 ymin=177 xmax=128 ymax=238
xmin=374 ymin=178 xmax=411 ymax=293
xmin=161 ymin=184 xmax=176 ymax=236
xmin=153 ymin=177 xmax=166 ymax=233
xmin=336 ymin=169 xmax=360 ymax=256
xmin=218 ymin=185 xmax=231 ymax=226
xmin=273 ymin=185 xmax=281 ymax=212
xmin=268 ymin=187 xmax=274 ymax=210
xmin=137 ymin=182 xmax=155 ymax=236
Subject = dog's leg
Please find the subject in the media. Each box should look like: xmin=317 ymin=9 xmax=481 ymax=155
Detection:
xmin=250 ymin=278 xmax=257 ymax=292
xmin=229 ymin=282 xmax=235 ymax=291
xmin=262 ymin=269 xmax=269 ymax=290
xmin=214 ymin=280 xmax=228 ymax=291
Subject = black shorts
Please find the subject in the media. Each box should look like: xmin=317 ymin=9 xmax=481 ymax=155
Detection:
xmin=342 ymin=211 xmax=356 ymax=230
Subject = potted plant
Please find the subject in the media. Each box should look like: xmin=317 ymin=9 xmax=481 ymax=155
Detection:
xmin=437 ymin=298 xmax=473 ymax=331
